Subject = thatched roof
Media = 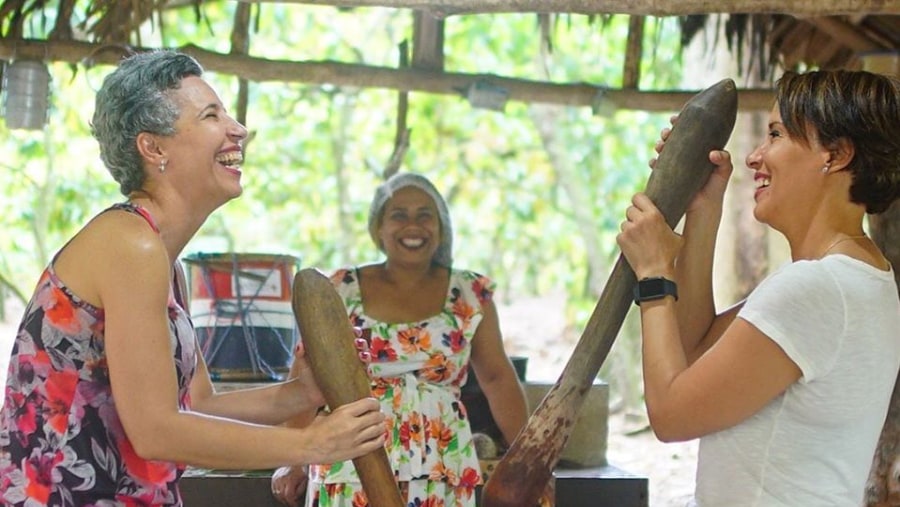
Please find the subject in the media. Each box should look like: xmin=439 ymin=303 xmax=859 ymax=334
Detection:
xmin=0 ymin=1 xmax=897 ymax=111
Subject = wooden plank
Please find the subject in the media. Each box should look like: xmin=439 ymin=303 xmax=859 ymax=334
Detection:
xmin=0 ymin=38 xmax=775 ymax=112
xmin=235 ymin=0 xmax=900 ymax=17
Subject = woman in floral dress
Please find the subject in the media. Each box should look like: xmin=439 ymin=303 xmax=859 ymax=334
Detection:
xmin=0 ymin=51 xmax=386 ymax=507
xmin=272 ymin=173 xmax=528 ymax=507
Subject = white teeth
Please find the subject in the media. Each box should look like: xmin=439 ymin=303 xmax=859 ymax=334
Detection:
xmin=216 ymin=151 xmax=243 ymax=167
xmin=401 ymin=238 xmax=425 ymax=248
xmin=755 ymin=178 xmax=770 ymax=189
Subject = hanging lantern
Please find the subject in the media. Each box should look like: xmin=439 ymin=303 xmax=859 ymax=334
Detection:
xmin=2 ymin=60 xmax=51 ymax=130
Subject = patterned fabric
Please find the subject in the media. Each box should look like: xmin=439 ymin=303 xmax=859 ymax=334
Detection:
xmin=307 ymin=267 xmax=492 ymax=507
xmin=0 ymin=202 xmax=197 ymax=507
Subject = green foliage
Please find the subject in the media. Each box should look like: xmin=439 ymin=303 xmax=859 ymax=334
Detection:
xmin=0 ymin=5 xmax=684 ymax=408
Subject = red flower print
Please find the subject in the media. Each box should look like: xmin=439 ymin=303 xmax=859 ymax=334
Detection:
xmin=441 ymin=329 xmax=466 ymax=353
xmin=372 ymin=382 xmax=388 ymax=398
xmin=420 ymin=353 xmax=453 ymax=383
xmin=31 ymin=349 xmax=52 ymax=369
xmin=44 ymin=369 xmax=78 ymax=435
xmin=24 ymin=450 xmax=64 ymax=504
xmin=457 ymin=466 xmax=482 ymax=491
xmin=117 ymin=495 xmax=159 ymax=507
xmin=399 ymin=411 xmax=424 ymax=449
xmin=352 ymin=489 xmax=369 ymax=507
xmin=370 ymin=337 xmax=398 ymax=362
xmin=330 ymin=268 xmax=354 ymax=286
xmin=471 ymin=276 xmax=493 ymax=304
xmin=397 ymin=328 xmax=431 ymax=355
xmin=455 ymin=484 xmax=475 ymax=501
xmin=325 ymin=482 xmax=344 ymax=496
xmin=44 ymin=286 xmax=82 ymax=334
xmin=118 ymin=437 xmax=176 ymax=486
xmin=408 ymin=492 xmax=446 ymax=507
xmin=8 ymin=392 xmax=38 ymax=442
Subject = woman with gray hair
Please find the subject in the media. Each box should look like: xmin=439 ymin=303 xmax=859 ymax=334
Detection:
xmin=0 ymin=50 xmax=386 ymax=506
xmin=272 ymin=172 xmax=529 ymax=506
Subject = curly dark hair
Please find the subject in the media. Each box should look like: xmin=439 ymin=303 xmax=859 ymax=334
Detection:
xmin=775 ymin=69 xmax=900 ymax=214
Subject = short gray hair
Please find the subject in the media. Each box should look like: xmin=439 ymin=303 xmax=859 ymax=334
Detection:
xmin=91 ymin=50 xmax=203 ymax=195
xmin=368 ymin=172 xmax=453 ymax=268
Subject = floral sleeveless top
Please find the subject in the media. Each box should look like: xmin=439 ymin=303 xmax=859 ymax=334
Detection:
xmin=308 ymin=267 xmax=491 ymax=502
xmin=0 ymin=202 xmax=197 ymax=506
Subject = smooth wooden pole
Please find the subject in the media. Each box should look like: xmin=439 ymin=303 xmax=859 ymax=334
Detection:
xmin=292 ymin=268 xmax=404 ymax=507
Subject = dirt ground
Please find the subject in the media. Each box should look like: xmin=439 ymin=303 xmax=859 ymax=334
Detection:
xmin=606 ymin=410 xmax=698 ymax=507
xmin=495 ymin=292 xmax=698 ymax=507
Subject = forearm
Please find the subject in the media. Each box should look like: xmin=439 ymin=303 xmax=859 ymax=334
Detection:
xmin=132 ymin=411 xmax=320 ymax=469
xmin=282 ymin=405 xmax=318 ymax=429
xmin=192 ymin=379 xmax=319 ymax=426
xmin=639 ymin=298 xmax=690 ymax=441
xmin=481 ymin=376 xmax=528 ymax=447
xmin=674 ymin=208 xmax=721 ymax=357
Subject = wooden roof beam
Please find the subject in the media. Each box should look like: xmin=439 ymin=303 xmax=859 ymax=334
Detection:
xmin=807 ymin=16 xmax=882 ymax=52
xmin=0 ymin=38 xmax=775 ymax=112
xmin=235 ymin=0 xmax=900 ymax=17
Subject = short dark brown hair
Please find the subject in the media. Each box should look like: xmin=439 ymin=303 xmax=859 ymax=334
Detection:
xmin=776 ymin=70 xmax=900 ymax=214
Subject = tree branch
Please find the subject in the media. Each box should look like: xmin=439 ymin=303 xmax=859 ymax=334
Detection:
xmin=0 ymin=38 xmax=775 ymax=112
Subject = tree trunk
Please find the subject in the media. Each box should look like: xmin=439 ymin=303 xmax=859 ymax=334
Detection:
xmin=861 ymin=51 xmax=900 ymax=507
xmin=866 ymin=199 xmax=900 ymax=506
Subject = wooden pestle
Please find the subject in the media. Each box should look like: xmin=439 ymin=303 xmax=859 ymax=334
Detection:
xmin=481 ymin=78 xmax=739 ymax=507
xmin=292 ymin=268 xmax=404 ymax=507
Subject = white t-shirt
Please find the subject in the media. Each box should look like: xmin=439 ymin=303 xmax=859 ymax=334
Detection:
xmin=694 ymin=255 xmax=900 ymax=507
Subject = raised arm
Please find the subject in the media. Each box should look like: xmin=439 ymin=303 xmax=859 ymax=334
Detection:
xmin=672 ymin=149 xmax=742 ymax=362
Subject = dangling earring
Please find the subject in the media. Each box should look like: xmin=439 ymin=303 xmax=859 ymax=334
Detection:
xmin=159 ymin=160 xmax=167 ymax=173
xmin=821 ymin=163 xmax=830 ymax=174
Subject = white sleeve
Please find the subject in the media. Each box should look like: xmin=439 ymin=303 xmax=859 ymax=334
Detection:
xmin=737 ymin=261 xmax=846 ymax=382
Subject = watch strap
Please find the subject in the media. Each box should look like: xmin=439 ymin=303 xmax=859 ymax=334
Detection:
xmin=633 ymin=276 xmax=678 ymax=306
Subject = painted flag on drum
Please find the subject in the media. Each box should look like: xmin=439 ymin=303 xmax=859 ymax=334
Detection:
xmin=183 ymin=252 xmax=300 ymax=381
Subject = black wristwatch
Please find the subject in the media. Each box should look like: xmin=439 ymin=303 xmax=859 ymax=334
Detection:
xmin=633 ymin=276 xmax=678 ymax=306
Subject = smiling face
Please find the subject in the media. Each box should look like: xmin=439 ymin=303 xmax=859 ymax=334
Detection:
xmin=745 ymin=104 xmax=830 ymax=231
xmin=155 ymin=76 xmax=248 ymax=207
xmin=377 ymin=186 xmax=442 ymax=266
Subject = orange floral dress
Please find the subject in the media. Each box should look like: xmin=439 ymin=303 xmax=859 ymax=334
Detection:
xmin=306 ymin=267 xmax=492 ymax=507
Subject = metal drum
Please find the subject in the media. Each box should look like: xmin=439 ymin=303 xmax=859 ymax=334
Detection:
xmin=183 ymin=252 xmax=300 ymax=381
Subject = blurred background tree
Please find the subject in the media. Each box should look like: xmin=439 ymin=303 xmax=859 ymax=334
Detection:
xmin=0 ymin=3 xmax=686 ymax=410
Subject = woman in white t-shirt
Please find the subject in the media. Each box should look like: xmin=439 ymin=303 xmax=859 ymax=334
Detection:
xmin=617 ymin=69 xmax=900 ymax=507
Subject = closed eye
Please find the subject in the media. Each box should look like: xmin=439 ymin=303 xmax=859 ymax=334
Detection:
xmin=200 ymin=104 xmax=224 ymax=120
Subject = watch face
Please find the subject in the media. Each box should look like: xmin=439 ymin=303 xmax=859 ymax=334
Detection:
xmin=634 ymin=277 xmax=677 ymax=306
xmin=638 ymin=277 xmax=667 ymax=298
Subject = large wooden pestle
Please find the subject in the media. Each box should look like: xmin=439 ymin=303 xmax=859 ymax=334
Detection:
xmin=292 ymin=268 xmax=404 ymax=507
xmin=481 ymin=78 xmax=739 ymax=507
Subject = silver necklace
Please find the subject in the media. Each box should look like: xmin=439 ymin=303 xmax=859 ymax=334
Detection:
xmin=821 ymin=234 xmax=868 ymax=257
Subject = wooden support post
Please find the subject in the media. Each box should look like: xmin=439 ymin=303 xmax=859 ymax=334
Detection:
xmin=863 ymin=50 xmax=900 ymax=507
